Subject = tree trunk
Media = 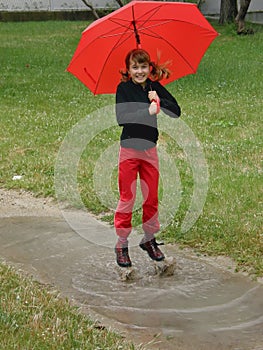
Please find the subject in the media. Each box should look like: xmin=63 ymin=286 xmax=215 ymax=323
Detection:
xmin=115 ymin=0 xmax=124 ymax=7
xmin=219 ymin=0 xmax=238 ymax=24
xmin=80 ymin=0 xmax=100 ymax=20
xmin=197 ymin=0 xmax=205 ymax=10
xmin=235 ymin=0 xmax=253 ymax=34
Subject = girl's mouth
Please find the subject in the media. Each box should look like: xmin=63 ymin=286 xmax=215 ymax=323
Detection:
xmin=136 ymin=74 xmax=145 ymax=79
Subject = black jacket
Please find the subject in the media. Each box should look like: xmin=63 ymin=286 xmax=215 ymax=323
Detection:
xmin=116 ymin=79 xmax=181 ymax=150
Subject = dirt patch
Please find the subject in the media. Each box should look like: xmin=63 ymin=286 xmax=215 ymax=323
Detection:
xmin=0 ymin=188 xmax=61 ymax=218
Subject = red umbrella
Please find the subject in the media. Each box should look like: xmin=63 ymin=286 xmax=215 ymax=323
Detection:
xmin=67 ymin=0 xmax=218 ymax=95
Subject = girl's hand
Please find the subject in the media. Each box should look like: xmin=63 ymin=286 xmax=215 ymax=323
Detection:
xmin=149 ymin=101 xmax=158 ymax=115
xmin=148 ymin=91 xmax=160 ymax=115
xmin=148 ymin=90 xmax=159 ymax=102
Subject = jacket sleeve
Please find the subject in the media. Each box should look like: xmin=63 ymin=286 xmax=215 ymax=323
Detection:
xmin=155 ymin=82 xmax=181 ymax=118
xmin=116 ymin=83 xmax=151 ymax=126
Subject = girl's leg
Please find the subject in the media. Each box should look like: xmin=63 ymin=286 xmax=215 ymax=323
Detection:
xmin=139 ymin=148 xmax=164 ymax=261
xmin=114 ymin=148 xmax=139 ymax=243
xmin=139 ymin=148 xmax=160 ymax=236
xmin=114 ymin=148 xmax=140 ymax=267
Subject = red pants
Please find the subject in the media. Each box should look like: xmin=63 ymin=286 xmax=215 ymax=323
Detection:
xmin=114 ymin=146 xmax=160 ymax=239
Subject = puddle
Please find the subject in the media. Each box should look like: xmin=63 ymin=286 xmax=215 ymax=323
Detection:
xmin=0 ymin=216 xmax=262 ymax=350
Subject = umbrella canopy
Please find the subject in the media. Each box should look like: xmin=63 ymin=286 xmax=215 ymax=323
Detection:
xmin=67 ymin=1 xmax=218 ymax=95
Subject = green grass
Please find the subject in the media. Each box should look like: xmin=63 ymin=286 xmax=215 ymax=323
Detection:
xmin=0 ymin=262 xmax=136 ymax=349
xmin=0 ymin=18 xmax=262 ymax=350
xmin=0 ymin=19 xmax=262 ymax=281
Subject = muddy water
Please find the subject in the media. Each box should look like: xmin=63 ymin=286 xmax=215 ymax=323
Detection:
xmin=0 ymin=215 xmax=262 ymax=350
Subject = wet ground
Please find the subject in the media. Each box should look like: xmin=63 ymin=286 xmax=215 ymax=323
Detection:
xmin=0 ymin=205 xmax=263 ymax=349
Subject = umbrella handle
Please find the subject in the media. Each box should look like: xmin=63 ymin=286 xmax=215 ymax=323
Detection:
xmin=151 ymin=98 xmax=160 ymax=114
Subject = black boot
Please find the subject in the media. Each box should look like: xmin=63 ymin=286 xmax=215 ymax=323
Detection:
xmin=115 ymin=243 xmax=132 ymax=267
xmin=139 ymin=238 xmax=165 ymax=261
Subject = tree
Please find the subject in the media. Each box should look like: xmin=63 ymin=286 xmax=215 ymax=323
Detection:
xmin=219 ymin=0 xmax=253 ymax=34
xmin=219 ymin=0 xmax=238 ymax=24
xmin=114 ymin=0 xmax=124 ymax=7
xmin=197 ymin=0 xmax=205 ymax=9
xmin=80 ymin=0 xmax=100 ymax=19
xmin=235 ymin=0 xmax=253 ymax=34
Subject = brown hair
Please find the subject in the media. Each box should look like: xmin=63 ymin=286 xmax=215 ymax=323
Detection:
xmin=120 ymin=49 xmax=171 ymax=83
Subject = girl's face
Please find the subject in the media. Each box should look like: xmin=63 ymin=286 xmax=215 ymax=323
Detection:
xmin=128 ymin=59 xmax=150 ymax=87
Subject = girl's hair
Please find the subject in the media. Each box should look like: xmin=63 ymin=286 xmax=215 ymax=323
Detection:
xmin=120 ymin=49 xmax=171 ymax=82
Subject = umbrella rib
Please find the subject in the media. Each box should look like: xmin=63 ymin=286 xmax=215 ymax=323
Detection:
xmin=144 ymin=31 xmax=196 ymax=73
xmin=134 ymin=4 xmax=163 ymax=27
xmin=99 ymin=19 xmax=215 ymax=41
xmin=94 ymin=27 xmax=135 ymax=94
xmin=100 ymin=19 xmax=171 ymax=39
xmin=98 ymin=19 xmax=213 ymax=41
xmin=108 ymin=18 xmax=134 ymax=30
xmin=99 ymin=5 xmax=166 ymax=44
xmin=133 ymin=4 xmax=217 ymax=33
xmin=137 ymin=19 xmax=217 ymax=34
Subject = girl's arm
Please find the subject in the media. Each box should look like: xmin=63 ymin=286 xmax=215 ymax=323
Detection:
xmin=155 ymin=82 xmax=181 ymax=118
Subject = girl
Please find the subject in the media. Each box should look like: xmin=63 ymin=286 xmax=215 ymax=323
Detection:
xmin=114 ymin=49 xmax=181 ymax=267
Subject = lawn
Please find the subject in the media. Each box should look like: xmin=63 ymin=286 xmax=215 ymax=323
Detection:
xmin=0 ymin=21 xmax=263 ymax=275
xmin=1 ymin=20 xmax=262 ymax=275
xmin=0 ymin=18 xmax=262 ymax=350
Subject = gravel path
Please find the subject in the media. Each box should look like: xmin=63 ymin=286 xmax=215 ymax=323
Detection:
xmin=0 ymin=188 xmax=61 ymax=218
